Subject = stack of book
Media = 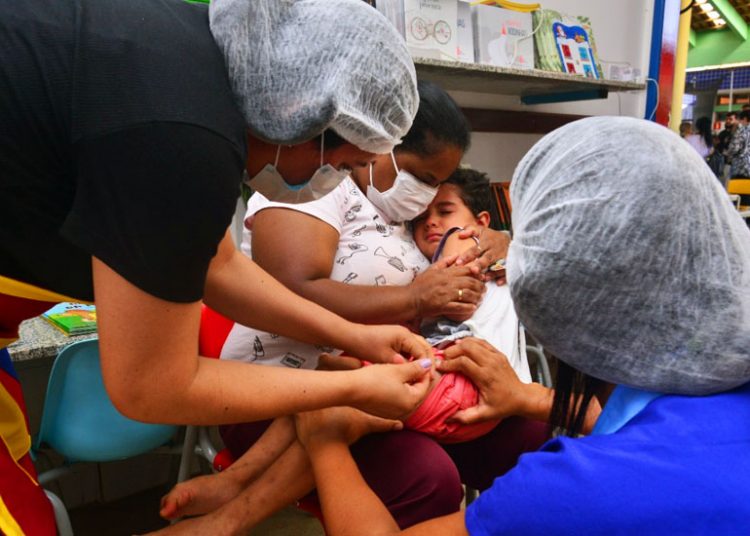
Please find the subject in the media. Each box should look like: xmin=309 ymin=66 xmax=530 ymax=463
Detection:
xmin=42 ymin=302 xmax=97 ymax=336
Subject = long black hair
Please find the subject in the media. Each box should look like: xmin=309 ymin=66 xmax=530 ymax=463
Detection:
xmin=694 ymin=116 xmax=712 ymax=150
xmin=549 ymin=360 xmax=603 ymax=437
xmin=397 ymin=80 xmax=471 ymax=157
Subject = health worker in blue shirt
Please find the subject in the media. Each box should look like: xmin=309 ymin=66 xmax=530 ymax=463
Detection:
xmin=292 ymin=116 xmax=750 ymax=536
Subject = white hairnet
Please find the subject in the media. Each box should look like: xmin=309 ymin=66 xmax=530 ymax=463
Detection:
xmin=209 ymin=0 xmax=418 ymax=154
xmin=508 ymin=116 xmax=750 ymax=395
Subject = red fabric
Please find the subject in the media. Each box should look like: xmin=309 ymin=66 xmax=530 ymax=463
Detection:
xmin=0 ymin=364 xmax=32 ymax=440
xmin=198 ymin=305 xmax=234 ymax=359
xmin=404 ymin=362 xmax=499 ymax=443
xmin=0 ymin=292 xmax=53 ymax=340
xmin=0 ymin=441 xmax=56 ymax=536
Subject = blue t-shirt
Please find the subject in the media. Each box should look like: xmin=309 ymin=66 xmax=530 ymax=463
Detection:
xmin=466 ymin=382 xmax=750 ymax=535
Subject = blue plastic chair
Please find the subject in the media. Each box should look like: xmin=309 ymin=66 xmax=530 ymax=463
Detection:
xmin=36 ymin=338 xmax=177 ymax=462
xmin=35 ymin=338 xmax=178 ymax=534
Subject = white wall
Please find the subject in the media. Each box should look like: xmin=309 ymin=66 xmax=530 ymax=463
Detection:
xmin=457 ymin=0 xmax=656 ymax=181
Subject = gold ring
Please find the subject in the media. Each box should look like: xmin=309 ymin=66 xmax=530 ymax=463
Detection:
xmin=457 ymin=288 xmax=463 ymax=301
xmin=489 ymin=259 xmax=506 ymax=272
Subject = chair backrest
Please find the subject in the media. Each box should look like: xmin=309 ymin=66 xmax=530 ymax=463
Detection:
xmin=36 ymin=339 xmax=177 ymax=463
xmin=728 ymin=179 xmax=750 ymax=196
xmin=198 ymin=304 xmax=234 ymax=359
xmin=490 ymin=182 xmax=513 ymax=232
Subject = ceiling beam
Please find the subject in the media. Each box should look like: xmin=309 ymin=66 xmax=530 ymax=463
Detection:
xmin=710 ymin=0 xmax=748 ymax=40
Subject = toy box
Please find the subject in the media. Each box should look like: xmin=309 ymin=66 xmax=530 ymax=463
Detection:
xmin=404 ymin=0 xmax=458 ymax=61
xmin=472 ymin=3 xmax=534 ymax=70
xmin=456 ymin=0 xmax=474 ymax=63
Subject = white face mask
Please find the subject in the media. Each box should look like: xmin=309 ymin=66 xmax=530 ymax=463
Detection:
xmin=366 ymin=152 xmax=439 ymax=223
xmin=245 ymin=136 xmax=350 ymax=204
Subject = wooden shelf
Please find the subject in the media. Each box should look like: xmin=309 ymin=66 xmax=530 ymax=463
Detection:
xmin=414 ymin=58 xmax=645 ymax=104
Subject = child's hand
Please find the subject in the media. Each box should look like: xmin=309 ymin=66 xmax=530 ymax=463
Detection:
xmin=295 ymin=406 xmax=403 ymax=450
xmin=344 ymin=323 xmax=432 ymax=364
xmin=317 ymin=352 xmax=363 ymax=371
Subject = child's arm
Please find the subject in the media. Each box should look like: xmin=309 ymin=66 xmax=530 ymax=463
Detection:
xmin=440 ymin=231 xmax=479 ymax=260
xmin=225 ymin=416 xmax=297 ymax=484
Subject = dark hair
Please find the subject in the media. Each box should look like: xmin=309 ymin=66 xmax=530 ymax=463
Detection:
xmin=740 ymin=110 xmax=750 ymax=122
xmin=695 ymin=116 xmax=712 ymax=149
xmin=397 ymin=80 xmax=471 ymax=157
xmin=322 ymin=129 xmax=348 ymax=149
xmin=549 ymin=360 xmax=603 ymax=437
xmin=443 ymin=168 xmax=506 ymax=230
xmin=726 ymin=111 xmax=738 ymax=119
xmin=445 ymin=168 xmax=491 ymax=214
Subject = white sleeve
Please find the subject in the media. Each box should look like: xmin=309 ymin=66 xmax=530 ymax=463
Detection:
xmin=240 ymin=179 xmax=350 ymax=257
xmin=246 ymin=180 xmax=348 ymax=232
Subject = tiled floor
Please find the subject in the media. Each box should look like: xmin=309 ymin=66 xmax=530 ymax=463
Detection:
xmin=68 ymin=484 xmax=324 ymax=536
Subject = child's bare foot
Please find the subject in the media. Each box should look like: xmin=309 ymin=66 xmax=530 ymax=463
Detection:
xmin=159 ymin=472 xmax=245 ymax=520
xmin=145 ymin=509 xmax=240 ymax=536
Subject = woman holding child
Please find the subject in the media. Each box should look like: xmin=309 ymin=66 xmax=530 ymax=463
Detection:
xmin=157 ymin=82 xmax=550 ymax=534
xmin=297 ymin=117 xmax=750 ymax=535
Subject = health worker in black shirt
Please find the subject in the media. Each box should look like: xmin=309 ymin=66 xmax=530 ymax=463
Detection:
xmin=0 ymin=0 xmax=432 ymax=532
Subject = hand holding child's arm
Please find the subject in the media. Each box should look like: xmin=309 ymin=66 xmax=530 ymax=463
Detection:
xmin=454 ymin=227 xmax=510 ymax=285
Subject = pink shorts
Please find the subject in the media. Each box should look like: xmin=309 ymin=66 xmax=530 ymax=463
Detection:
xmin=404 ymin=353 xmax=500 ymax=444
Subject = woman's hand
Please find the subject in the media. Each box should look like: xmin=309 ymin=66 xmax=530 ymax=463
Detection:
xmin=409 ymin=259 xmax=486 ymax=322
xmin=349 ymin=359 xmax=433 ymax=420
xmin=296 ymin=406 xmax=404 ymax=451
xmin=455 ymin=227 xmax=511 ymax=285
xmin=343 ymin=324 xmax=432 ymax=364
xmin=437 ymin=338 xmax=551 ymax=424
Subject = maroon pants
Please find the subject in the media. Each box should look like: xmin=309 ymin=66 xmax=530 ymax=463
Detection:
xmin=220 ymin=416 xmax=548 ymax=529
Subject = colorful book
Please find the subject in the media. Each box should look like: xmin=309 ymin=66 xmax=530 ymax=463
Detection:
xmin=42 ymin=302 xmax=97 ymax=336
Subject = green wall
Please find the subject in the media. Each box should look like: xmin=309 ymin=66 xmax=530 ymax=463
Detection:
xmin=688 ymin=29 xmax=750 ymax=68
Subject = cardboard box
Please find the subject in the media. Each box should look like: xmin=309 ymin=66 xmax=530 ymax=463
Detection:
xmin=404 ymin=0 xmax=458 ymax=61
xmin=472 ymin=4 xmax=534 ymax=70
xmin=456 ymin=0 xmax=474 ymax=63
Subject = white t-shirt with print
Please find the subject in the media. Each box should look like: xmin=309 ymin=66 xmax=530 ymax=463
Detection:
xmin=220 ymin=177 xmax=431 ymax=369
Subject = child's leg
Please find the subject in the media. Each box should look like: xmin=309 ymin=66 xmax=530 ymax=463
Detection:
xmin=150 ymin=430 xmax=463 ymax=535
xmin=160 ymin=416 xmax=296 ymax=520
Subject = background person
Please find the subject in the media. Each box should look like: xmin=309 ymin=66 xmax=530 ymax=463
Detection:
xmin=158 ymin=170 xmax=537 ymax=532
xmin=684 ymin=116 xmax=712 ymax=159
xmin=0 ymin=0 xmax=433 ymax=532
xmin=727 ymin=110 xmax=750 ymax=179
xmin=296 ymin=116 xmax=750 ymax=535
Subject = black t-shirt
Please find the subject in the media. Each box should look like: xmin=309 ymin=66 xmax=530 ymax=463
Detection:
xmin=0 ymin=0 xmax=247 ymax=303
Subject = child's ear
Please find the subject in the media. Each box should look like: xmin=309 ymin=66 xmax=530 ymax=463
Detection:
xmin=476 ymin=211 xmax=491 ymax=227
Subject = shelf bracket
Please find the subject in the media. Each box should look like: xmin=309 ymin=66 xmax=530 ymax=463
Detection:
xmin=521 ymin=88 xmax=609 ymax=105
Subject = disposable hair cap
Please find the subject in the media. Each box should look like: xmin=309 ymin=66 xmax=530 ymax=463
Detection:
xmin=507 ymin=116 xmax=750 ymax=395
xmin=209 ymin=0 xmax=418 ymax=154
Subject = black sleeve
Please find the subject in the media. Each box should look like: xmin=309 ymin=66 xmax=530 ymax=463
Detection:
xmin=64 ymin=123 xmax=245 ymax=302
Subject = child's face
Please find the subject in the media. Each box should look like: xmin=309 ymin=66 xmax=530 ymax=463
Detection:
xmin=412 ymin=183 xmax=482 ymax=259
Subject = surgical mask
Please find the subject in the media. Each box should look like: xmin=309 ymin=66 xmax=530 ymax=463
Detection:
xmin=245 ymin=136 xmax=350 ymax=204
xmin=366 ymin=152 xmax=438 ymax=222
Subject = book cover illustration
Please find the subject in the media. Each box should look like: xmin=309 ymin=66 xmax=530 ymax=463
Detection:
xmin=552 ymin=21 xmax=599 ymax=78
xmin=42 ymin=302 xmax=97 ymax=336
xmin=533 ymin=10 xmax=603 ymax=78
